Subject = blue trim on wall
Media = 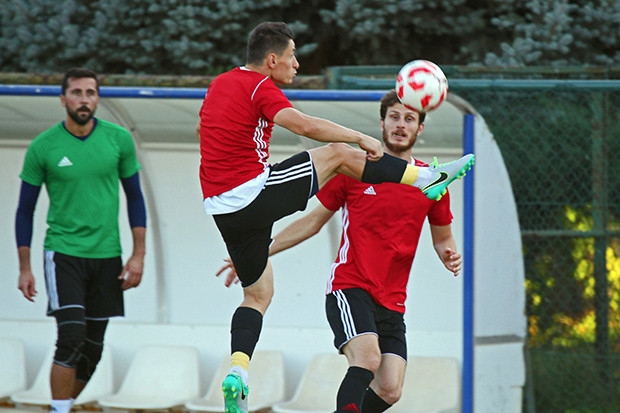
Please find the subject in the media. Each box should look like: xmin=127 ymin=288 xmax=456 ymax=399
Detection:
xmin=0 ymin=85 xmax=389 ymax=101
xmin=462 ymin=113 xmax=476 ymax=413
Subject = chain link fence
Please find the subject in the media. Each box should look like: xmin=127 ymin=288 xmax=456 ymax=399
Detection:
xmin=329 ymin=66 xmax=620 ymax=412
xmin=457 ymin=79 xmax=620 ymax=413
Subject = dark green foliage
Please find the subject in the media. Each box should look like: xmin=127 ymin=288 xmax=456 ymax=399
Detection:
xmin=1 ymin=0 xmax=619 ymax=74
xmin=530 ymin=349 xmax=620 ymax=413
xmin=484 ymin=0 xmax=620 ymax=66
xmin=317 ymin=0 xmax=488 ymax=66
xmin=0 ymin=0 xmax=102 ymax=72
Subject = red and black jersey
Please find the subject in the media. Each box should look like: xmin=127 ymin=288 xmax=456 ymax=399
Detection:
xmin=199 ymin=67 xmax=294 ymax=198
xmin=317 ymin=160 xmax=453 ymax=314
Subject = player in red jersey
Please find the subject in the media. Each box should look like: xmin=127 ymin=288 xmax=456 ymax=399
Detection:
xmin=200 ymin=22 xmax=473 ymax=413
xmin=282 ymin=90 xmax=462 ymax=412
xmin=219 ymin=90 xmax=463 ymax=412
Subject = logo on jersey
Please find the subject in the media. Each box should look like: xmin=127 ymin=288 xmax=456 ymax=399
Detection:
xmin=363 ymin=186 xmax=376 ymax=195
xmin=57 ymin=156 xmax=73 ymax=167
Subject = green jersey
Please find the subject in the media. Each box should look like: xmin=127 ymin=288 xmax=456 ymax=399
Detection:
xmin=20 ymin=118 xmax=141 ymax=258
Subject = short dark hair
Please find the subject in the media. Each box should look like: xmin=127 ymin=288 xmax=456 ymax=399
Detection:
xmin=246 ymin=22 xmax=294 ymax=65
xmin=61 ymin=67 xmax=99 ymax=95
xmin=380 ymin=89 xmax=426 ymax=123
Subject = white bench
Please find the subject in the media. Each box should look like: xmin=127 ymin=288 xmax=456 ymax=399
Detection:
xmin=272 ymin=353 xmax=348 ymax=413
xmin=11 ymin=345 xmax=114 ymax=408
xmin=272 ymin=353 xmax=461 ymax=413
xmin=0 ymin=338 xmax=26 ymax=401
xmin=390 ymin=356 xmax=460 ymax=413
xmin=98 ymin=345 xmax=200 ymax=411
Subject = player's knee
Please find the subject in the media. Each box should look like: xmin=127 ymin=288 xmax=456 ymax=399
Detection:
xmin=378 ymin=384 xmax=403 ymax=405
xmin=76 ymin=339 xmax=104 ymax=383
xmin=244 ymin=289 xmax=273 ymax=313
xmin=326 ymin=142 xmax=353 ymax=158
xmin=347 ymin=347 xmax=382 ymax=373
xmin=54 ymin=321 xmax=87 ymax=368
xmin=365 ymin=350 xmax=382 ymax=373
xmin=373 ymin=372 xmax=404 ymax=405
xmin=244 ymin=274 xmax=274 ymax=312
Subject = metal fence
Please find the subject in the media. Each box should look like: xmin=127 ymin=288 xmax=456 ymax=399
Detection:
xmin=460 ymin=80 xmax=620 ymax=413
xmin=328 ymin=66 xmax=620 ymax=413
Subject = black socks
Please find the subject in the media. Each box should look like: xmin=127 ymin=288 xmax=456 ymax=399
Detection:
xmin=230 ymin=306 xmax=263 ymax=358
xmin=336 ymin=366 xmax=375 ymax=412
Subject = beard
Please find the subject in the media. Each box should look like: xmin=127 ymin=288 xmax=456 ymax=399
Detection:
xmin=383 ymin=130 xmax=416 ymax=154
xmin=67 ymin=106 xmax=94 ymax=125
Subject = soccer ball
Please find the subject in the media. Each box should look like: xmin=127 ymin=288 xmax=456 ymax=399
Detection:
xmin=395 ymin=60 xmax=448 ymax=113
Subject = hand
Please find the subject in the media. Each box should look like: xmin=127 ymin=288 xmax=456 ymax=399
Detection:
xmin=215 ymin=257 xmax=240 ymax=287
xmin=441 ymin=248 xmax=462 ymax=277
xmin=18 ymin=271 xmax=37 ymax=302
xmin=358 ymin=135 xmax=384 ymax=161
xmin=119 ymin=254 xmax=144 ymax=290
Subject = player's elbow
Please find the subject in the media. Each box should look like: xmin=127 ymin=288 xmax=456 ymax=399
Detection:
xmin=307 ymin=225 xmax=322 ymax=237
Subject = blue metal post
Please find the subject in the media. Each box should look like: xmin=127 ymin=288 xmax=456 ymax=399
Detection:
xmin=462 ymin=113 xmax=475 ymax=413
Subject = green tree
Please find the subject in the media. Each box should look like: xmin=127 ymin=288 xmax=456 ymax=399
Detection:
xmin=484 ymin=0 xmax=620 ymax=66
xmin=2 ymin=0 xmax=620 ymax=74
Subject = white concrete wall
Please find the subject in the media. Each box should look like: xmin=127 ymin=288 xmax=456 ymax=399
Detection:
xmin=0 ymin=142 xmax=464 ymax=395
xmin=470 ymin=113 xmax=527 ymax=412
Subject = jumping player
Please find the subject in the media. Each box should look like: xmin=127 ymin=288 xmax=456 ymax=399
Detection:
xmin=199 ymin=22 xmax=473 ymax=413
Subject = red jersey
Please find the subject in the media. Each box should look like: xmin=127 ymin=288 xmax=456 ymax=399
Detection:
xmin=317 ymin=160 xmax=453 ymax=314
xmin=199 ymin=67 xmax=294 ymax=198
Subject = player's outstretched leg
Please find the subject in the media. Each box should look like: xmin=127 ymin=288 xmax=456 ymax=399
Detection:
xmin=421 ymin=153 xmax=475 ymax=201
xmin=222 ymin=372 xmax=249 ymax=413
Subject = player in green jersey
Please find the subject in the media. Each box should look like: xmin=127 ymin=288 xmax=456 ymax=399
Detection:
xmin=14 ymin=67 xmax=147 ymax=413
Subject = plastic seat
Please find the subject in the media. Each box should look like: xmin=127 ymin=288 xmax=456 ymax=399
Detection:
xmin=389 ymin=356 xmax=461 ymax=413
xmin=98 ymin=345 xmax=200 ymax=411
xmin=185 ymin=350 xmax=285 ymax=413
xmin=11 ymin=345 xmax=114 ymax=407
xmin=272 ymin=353 xmax=349 ymax=413
xmin=0 ymin=338 xmax=26 ymax=400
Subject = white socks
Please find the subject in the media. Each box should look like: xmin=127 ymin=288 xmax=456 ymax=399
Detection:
xmin=231 ymin=365 xmax=249 ymax=385
xmin=413 ymin=167 xmax=433 ymax=188
xmin=50 ymin=399 xmax=73 ymax=413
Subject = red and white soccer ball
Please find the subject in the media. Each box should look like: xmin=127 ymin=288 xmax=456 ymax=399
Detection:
xmin=395 ymin=60 xmax=448 ymax=113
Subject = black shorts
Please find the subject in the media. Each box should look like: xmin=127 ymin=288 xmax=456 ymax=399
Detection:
xmin=213 ymin=151 xmax=318 ymax=287
xmin=43 ymin=251 xmax=124 ymax=319
xmin=325 ymin=288 xmax=407 ymax=360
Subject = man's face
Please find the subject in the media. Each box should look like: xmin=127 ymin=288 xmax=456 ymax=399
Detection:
xmin=381 ymin=103 xmax=424 ymax=153
xmin=271 ymin=39 xmax=299 ymax=85
xmin=61 ymin=77 xmax=99 ymax=125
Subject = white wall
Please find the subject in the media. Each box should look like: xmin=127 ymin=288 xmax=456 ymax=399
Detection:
xmin=0 ymin=141 xmax=465 ymax=399
xmin=470 ymin=109 xmax=527 ymax=413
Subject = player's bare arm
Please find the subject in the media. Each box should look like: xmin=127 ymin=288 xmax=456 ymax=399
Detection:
xmin=119 ymin=227 xmax=146 ymax=290
xmin=430 ymin=224 xmax=462 ymax=277
xmin=269 ymin=203 xmax=335 ymax=255
xmin=17 ymin=246 xmax=37 ymax=302
xmin=274 ymin=107 xmax=384 ymax=160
